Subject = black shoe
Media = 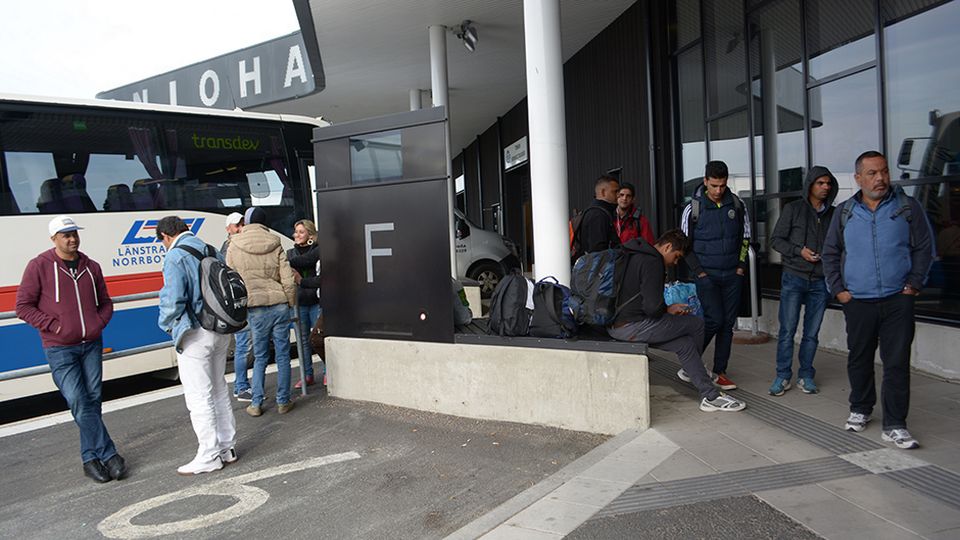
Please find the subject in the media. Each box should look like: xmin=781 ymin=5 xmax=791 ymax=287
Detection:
xmin=104 ymin=454 xmax=127 ymax=480
xmin=83 ymin=459 xmax=112 ymax=483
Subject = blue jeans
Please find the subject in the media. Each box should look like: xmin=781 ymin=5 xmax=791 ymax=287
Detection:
xmin=776 ymin=272 xmax=829 ymax=381
xmin=233 ymin=328 xmax=251 ymax=393
xmin=249 ymin=304 xmax=292 ymax=407
xmin=297 ymin=304 xmax=322 ymax=378
xmin=695 ymin=272 xmax=743 ymax=375
xmin=44 ymin=338 xmax=117 ymax=463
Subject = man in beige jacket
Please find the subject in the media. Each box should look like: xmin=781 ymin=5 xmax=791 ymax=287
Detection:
xmin=226 ymin=207 xmax=297 ymax=417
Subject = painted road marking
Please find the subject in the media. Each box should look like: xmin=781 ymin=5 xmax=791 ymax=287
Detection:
xmin=97 ymin=451 xmax=361 ymax=539
xmin=0 ymin=361 xmax=299 ymax=439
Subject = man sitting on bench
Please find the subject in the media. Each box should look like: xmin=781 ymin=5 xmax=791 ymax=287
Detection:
xmin=608 ymin=229 xmax=746 ymax=412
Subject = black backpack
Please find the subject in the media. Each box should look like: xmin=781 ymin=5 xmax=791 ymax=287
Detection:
xmin=176 ymin=244 xmax=248 ymax=334
xmin=529 ymin=277 xmax=580 ymax=339
xmin=487 ymin=272 xmax=534 ymax=336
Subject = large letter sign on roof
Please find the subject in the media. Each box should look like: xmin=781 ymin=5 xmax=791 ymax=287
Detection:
xmin=97 ymin=31 xmax=323 ymax=109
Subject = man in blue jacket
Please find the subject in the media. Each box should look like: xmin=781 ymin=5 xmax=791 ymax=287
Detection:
xmin=822 ymin=151 xmax=933 ymax=449
xmin=157 ymin=216 xmax=238 ymax=474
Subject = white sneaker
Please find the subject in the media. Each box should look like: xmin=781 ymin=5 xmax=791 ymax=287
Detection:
xmin=678 ymin=369 xmax=718 ymax=384
xmin=219 ymin=447 xmax=238 ymax=464
xmin=177 ymin=456 xmax=223 ymax=476
xmin=844 ymin=412 xmax=871 ymax=432
xmin=882 ymin=429 xmax=920 ymax=449
xmin=699 ymin=393 xmax=746 ymax=412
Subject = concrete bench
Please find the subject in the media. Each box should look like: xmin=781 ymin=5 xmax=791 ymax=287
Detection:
xmin=325 ymin=320 xmax=649 ymax=435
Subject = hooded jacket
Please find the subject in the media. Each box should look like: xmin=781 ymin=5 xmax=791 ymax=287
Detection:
xmin=613 ymin=239 xmax=668 ymax=325
xmin=16 ymin=249 xmax=113 ymax=348
xmin=770 ymin=166 xmax=839 ymax=280
xmin=226 ymin=224 xmax=296 ymax=308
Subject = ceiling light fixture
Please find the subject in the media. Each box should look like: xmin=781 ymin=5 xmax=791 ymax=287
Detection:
xmin=456 ymin=20 xmax=478 ymax=52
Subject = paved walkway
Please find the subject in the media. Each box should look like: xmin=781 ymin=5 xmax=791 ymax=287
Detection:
xmin=449 ymin=340 xmax=960 ymax=539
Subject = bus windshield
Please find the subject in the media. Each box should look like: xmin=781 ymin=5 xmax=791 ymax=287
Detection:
xmin=0 ymin=105 xmax=305 ymax=235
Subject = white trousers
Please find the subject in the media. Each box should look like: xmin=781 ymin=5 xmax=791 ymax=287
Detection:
xmin=177 ymin=327 xmax=236 ymax=462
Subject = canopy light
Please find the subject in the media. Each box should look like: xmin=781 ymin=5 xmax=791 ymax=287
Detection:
xmin=457 ymin=20 xmax=478 ymax=52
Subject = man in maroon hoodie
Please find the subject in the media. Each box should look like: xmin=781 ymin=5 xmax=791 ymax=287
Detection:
xmin=16 ymin=215 xmax=126 ymax=483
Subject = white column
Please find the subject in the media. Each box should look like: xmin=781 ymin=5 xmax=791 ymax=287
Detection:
xmin=409 ymin=89 xmax=422 ymax=111
xmin=429 ymin=24 xmax=457 ymax=277
xmin=524 ymin=0 xmax=570 ymax=284
xmin=429 ymin=26 xmax=449 ymax=108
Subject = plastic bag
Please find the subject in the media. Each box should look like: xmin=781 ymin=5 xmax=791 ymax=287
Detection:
xmin=663 ymin=281 xmax=703 ymax=317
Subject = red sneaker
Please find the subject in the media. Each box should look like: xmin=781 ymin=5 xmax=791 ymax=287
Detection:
xmin=294 ymin=375 xmax=315 ymax=389
xmin=714 ymin=374 xmax=737 ymax=390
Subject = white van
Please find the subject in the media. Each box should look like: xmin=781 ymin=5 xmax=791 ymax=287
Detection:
xmin=454 ymin=209 xmax=521 ymax=297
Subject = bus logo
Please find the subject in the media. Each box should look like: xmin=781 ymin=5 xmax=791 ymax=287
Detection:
xmin=121 ymin=218 xmax=205 ymax=245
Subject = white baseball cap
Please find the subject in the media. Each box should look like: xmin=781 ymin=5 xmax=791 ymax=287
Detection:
xmin=225 ymin=212 xmax=244 ymax=227
xmin=48 ymin=215 xmax=84 ymax=237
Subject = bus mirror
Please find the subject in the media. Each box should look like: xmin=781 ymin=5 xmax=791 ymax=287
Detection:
xmin=247 ymin=171 xmax=271 ymax=197
xmin=898 ymin=139 xmax=914 ymax=168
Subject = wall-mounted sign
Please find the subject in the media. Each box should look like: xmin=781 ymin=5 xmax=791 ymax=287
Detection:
xmin=97 ymin=31 xmax=323 ymax=110
xmin=503 ymin=136 xmax=528 ymax=171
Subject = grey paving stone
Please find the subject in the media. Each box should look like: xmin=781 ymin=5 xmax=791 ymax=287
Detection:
xmin=566 ymin=495 xmax=821 ymax=540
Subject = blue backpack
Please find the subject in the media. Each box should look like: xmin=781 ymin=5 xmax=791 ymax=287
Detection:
xmin=570 ymin=249 xmax=634 ymax=326
xmin=529 ymin=277 xmax=580 ymax=339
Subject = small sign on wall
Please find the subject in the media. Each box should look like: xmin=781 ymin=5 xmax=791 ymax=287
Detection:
xmin=503 ymin=136 xmax=528 ymax=171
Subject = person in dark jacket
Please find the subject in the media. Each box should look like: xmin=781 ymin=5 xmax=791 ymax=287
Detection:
xmin=16 ymin=215 xmax=126 ymax=483
xmin=609 ymin=229 xmax=746 ymax=412
xmin=679 ymin=160 xmax=750 ymax=391
xmin=577 ymin=175 xmax=621 ymax=257
xmin=768 ymin=166 xmax=838 ymax=396
xmin=287 ymin=219 xmax=322 ymax=388
xmin=822 ymin=151 xmax=934 ymax=450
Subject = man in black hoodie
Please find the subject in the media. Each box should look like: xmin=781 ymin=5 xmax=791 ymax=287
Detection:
xmin=769 ymin=166 xmax=838 ymax=397
xmin=609 ymin=230 xmax=746 ymax=412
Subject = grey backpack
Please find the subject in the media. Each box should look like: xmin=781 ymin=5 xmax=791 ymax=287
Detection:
xmin=176 ymin=244 xmax=248 ymax=334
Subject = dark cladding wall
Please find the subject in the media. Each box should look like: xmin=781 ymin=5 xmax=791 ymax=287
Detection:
xmin=454 ymin=1 xmax=672 ymax=239
xmin=563 ymin=1 xmax=652 ymax=218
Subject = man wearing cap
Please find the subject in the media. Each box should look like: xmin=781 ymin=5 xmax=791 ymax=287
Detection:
xmin=16 ymin=216 xmax=126 ymax=483
xmin=221 ymin=212 xmax=244 ymax=255
xmin=221 ymin=212 xmax=253 ymax=401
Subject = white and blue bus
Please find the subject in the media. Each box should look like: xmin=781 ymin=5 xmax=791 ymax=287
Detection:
xmin=0 ymin=94 xmax=323 ymax=401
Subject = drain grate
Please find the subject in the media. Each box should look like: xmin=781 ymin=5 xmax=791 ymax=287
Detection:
xmin=648 ymin=356 xmax=884 ymax=455
xmin=883 ymin=465 xmax=960 ymax=509
xmin=594 ymin=456 xmax=868 ymax=518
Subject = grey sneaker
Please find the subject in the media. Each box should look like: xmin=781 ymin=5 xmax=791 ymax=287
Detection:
xmin=844 ymin=412 xmax=871 ymax=432
xmin=882 ymin=429 xmax=919 ymax=449
xmin=699 ymin=393 xmax=746 ymax=412
xmin=235 ymin=389 xmax=253 ymax=402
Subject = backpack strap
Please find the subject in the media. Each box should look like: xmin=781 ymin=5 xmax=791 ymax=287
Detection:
xmin=176 ymin=244 xmax=205 ymax=261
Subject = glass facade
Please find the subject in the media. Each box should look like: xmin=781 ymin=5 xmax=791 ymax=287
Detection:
xmin=670 ymin=0 xmax=960 ymax=322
